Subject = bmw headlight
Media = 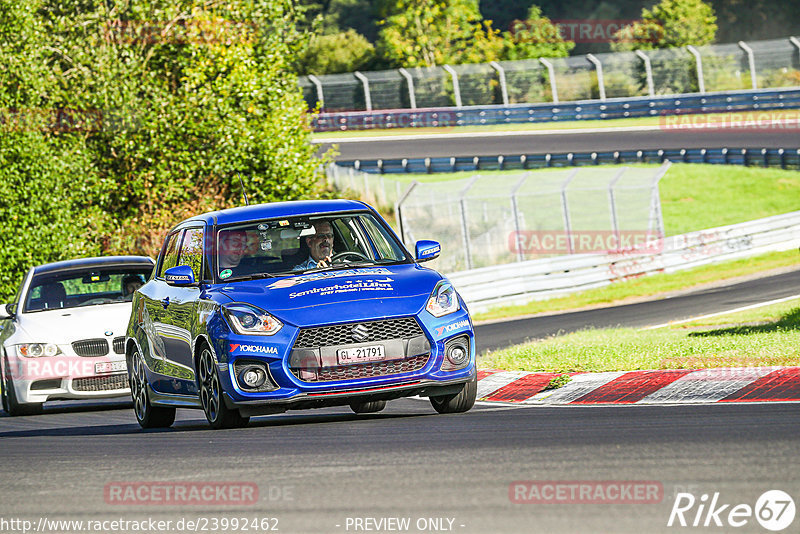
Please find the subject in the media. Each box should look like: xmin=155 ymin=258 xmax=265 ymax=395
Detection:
xmin=426 ymin=281 xmax=460 ymax=318
xmin=222 ymin=303 xmax=283 ymax=336
xmin=17 ymin=343 xmax=61 ymax=357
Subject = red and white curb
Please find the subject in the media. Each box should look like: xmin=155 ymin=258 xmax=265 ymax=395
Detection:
xmin=476 ymin=367 xmax=800 ymax=404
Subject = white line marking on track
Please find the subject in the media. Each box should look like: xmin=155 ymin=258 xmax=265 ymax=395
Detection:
xmin=641 ymin=294 xmax=800 ymax=330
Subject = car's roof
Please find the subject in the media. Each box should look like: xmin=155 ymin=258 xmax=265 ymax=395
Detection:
xmin=181 ymin=199 xmax=372 ymax=227
xmin=33 ymin=256 xmax=155 ymax=275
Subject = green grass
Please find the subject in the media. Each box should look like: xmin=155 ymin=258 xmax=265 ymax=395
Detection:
xmin=313 ymin=109 xmax=800 ymax=140
xmin=474 ymin=248 xmax=800 ymax=322
xmin=479 ymin=299 xmax=800 ymax=373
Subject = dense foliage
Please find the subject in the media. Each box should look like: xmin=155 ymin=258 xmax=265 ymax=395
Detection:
xmin=0 ymin=0 xmax=327 ymax=301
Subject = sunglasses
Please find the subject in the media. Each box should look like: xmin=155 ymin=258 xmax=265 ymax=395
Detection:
xmin=311 ymin=232 xmax=334 ymax=240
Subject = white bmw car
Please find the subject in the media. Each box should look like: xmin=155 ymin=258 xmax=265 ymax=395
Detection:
xmin=0 ymin=256 xmax=154 ymax=415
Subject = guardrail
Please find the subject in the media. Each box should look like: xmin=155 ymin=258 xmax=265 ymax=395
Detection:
xmin=448 ymin=211 xmax=800 ymax=314
xmin=336 ymin=147 xmax=800 ymax=175
xmin=313 ymin=87 xmax=800 ymax=132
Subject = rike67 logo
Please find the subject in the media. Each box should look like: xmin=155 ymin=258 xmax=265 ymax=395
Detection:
xmin=668 ymin=490 xmax=795 ymax=531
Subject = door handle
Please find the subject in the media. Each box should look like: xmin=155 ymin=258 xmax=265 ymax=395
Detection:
xmin=161 ymin=297 xmax=170 ymax=308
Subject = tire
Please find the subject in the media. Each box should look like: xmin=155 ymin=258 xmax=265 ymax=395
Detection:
xmin=430 ymin=377 xmax=477 ymax=414
xmin=3 ymin=355 xmax=43 ymax=416
xmin=197 ymin=344 xmax=249 ymax=430
xmin=349 ymin=400 xmax=387 ymax=414
xmin=129 ymin=350 xmax=175 ymax=429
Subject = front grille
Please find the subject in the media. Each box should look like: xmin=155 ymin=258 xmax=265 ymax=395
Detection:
xmin=72 ymin=339 xmax=109 ymax=357
xmin=294 ymin=317 xmax=423 ymax=348
xmin=112 ymin=337 xmax=125 ymax=355
xmin=72 ymin=374 xmax=128 ymax=392
xmin=292 ymin=353 xmax=430 ymax=383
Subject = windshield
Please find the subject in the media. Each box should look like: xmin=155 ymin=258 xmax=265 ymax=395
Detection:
xmin=24 ymin=266 xmax=153 ymax=313
xmin=215 ymin=212 xmax=409 ymax=281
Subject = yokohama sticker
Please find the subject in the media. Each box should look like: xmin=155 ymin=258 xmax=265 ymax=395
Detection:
xmin=435 ymin=319 xmax=470 ymax=337
xmin=229 ymin=344 xmax=278 ymax=355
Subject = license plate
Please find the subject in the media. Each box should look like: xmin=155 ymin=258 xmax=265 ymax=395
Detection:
xmin=95 ymin=361 xmax=127 ymax=374
xmin=337 ymin=345 xmax=385 ymax=364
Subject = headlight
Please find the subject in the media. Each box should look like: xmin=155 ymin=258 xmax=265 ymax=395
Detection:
xmin=222 ymin=303 xmax=283 ymax=336
xmin=17 ymin=343 xmax=61 ymax=357
xmin=426 ymin=281 xmax=460 ymax=317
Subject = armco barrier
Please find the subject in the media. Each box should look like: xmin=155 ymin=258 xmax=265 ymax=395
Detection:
xmin=448 ymin=211 xmax=800 ymax=314
xmin=338 ymin=147 xmax=800 ymax=174
xmin=314 ymin=87 xmax=800 ymax=132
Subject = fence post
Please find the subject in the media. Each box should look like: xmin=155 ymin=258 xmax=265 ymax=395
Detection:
xmin=442 ymin=65 xmax=463 ymax=108
xmin=586 ymin=54 xmax=606 ymax=101
xmin=510 ymin=174 xmax=529 ymax=262
xmin=650 ymin=161 xmax=671 ymax=239
xmin=307 ymin=75 xmax=325 ymax=110
xmin=395 ymin=181 xmax=419 ymax=245
xmin=459 ymin=176 xmax=480 ymax=270
xmin=737 ymin=41 xmax=758 ymax=90
xmin=398 ymin=68 xmax=417 ymax=109
xmin=686 ymin=45 xmax=705 ymax=94
xmin=790 ymin=37 xmax=800 ymax=58
xmin=607 ymin=167 xmax=628 ymax=249
xmin=539 ymin=58 xmax=558 ymax=103
xmin=489 ymin=61 xmax=510 ymax=106
xmin=634 ymin=50 xmax=655 ymax=97
xmin=353 ymin=71 xmax=372 ymax=111
xmin=560 ymin=169 xmax=579 ymax=254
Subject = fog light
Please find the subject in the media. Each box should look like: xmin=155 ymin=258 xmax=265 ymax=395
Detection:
xmin=241 ymin=367 xmax=266 ymax=388
xmin=447 ymin=344 xmax=468 ymax=366
xmin=442 ymin=335 xmax=471 ymax=371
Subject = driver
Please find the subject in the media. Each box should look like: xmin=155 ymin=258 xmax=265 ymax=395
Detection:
xmin=294 ymin=220 xmax=334 ymax=271
xmin=122 ymin=275 xmax=144 ymax=297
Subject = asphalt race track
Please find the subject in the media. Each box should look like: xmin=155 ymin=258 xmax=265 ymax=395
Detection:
xmin=317 ymin=127 xmax=797 ymax=161
xmin=2 ymin=270 xmax=799 ymax=533
xmin=474 ymin=267 xmax=800 ymax=353
xmin=1 ymin=400 xmax=799 ymax=533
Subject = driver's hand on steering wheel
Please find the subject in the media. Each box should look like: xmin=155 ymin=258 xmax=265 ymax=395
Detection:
xmin=316 ymin=254 xmax=332 ymax=268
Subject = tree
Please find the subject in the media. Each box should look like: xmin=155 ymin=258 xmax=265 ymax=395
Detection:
xmin=612 ymin=0 xmax=718 ymax=51
xmin=0 ymin=0 xmax=328 ymax=301
xmin=297 ymin=29 xmax=376 ymax=74
xmin=499 ymin=5 xmax=574 ymax=60
xmin=376 ymin=0 xmax=503 ymax=68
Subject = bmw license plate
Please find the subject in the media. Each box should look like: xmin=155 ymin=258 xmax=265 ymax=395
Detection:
xmin=95 ymin=361 xmax=127 ymax=374
xmin=337 ymin=345 xmax=385 ymax=364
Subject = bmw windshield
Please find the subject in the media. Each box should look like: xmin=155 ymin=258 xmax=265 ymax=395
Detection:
xmin=215 ymin=212 xmax=411 ymax=282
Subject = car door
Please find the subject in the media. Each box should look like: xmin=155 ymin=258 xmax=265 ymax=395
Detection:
xmin=139 ymin=229 xmax=182 ymax=393
xmin=155 ymin=226 xmax=205 ymax=395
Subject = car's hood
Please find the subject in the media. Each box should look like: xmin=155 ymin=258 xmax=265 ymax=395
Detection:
xmin=211 ymin=264 xmax=442 ymax=326
xmin=17 ymin=303 xmax=132 ymax=344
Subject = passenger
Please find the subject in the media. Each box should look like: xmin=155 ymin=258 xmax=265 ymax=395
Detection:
xmin=219 ymin=229 xmax=250 ymax=270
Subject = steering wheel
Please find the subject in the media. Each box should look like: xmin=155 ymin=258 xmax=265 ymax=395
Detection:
xmin=331 ymin=251 xmax=369 ymax=264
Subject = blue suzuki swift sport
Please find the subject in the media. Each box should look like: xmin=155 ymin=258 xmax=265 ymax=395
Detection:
xmin=125 ymin=200 xmax=476 ymax=429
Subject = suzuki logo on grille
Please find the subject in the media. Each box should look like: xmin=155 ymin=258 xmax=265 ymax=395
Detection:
xmin=351 ymin=324 xmax=370 ymax=342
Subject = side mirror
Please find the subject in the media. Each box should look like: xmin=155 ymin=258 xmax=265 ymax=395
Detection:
xmin=415 ymin=240 xmax=441 ymax=262
xmin=164 ymin=265 xmax=196 ymax=287
xmin=0 ymin=303 xmax=12 ymax=320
